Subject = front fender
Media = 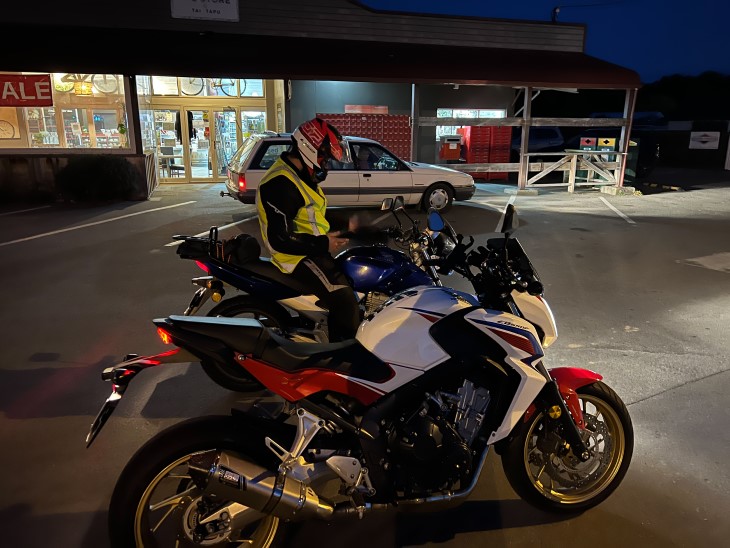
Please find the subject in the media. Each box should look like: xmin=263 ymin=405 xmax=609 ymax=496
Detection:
xmin=549 ymin=366 xmax=602 ymax=391
xmin=521 ymin=367 xmax=603 ymax=428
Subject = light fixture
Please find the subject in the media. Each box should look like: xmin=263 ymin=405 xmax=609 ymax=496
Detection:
xmin=73 ymin=81 xmax=94 ymax=96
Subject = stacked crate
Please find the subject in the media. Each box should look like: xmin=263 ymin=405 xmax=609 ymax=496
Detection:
xmin=457 ymin=126 xmax=512 ymax=181
xmin=317 ymin=113 xmax=412 ymax=160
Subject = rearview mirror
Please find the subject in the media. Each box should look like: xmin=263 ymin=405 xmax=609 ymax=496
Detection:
xmin=380 ymin=196 xmax=405 ymax=211
xmin=427 ymin=209 xmax=445 ymax=232
xmin=499 ymin=204 xmax=519 ymax=234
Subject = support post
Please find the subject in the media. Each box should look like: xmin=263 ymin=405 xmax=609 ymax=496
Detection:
xmin=617 ymin=88 xmax=638 ymax=187
xmin=518 ymin=86 xmax=532 ymax=190
xmin=125 ymin=75 xmax=143 ymax=155
xmin=568 ymin=154 xmax=577 ymax=193
xmin=411 ymin=83 xmax=419 ymax=162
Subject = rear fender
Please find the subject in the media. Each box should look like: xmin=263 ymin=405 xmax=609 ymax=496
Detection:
xmin=86 ymin=348 xmax=198 ymax=447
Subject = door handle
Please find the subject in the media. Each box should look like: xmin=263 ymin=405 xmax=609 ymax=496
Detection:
xmin=363 ymin=173 xmax=371 ymax=178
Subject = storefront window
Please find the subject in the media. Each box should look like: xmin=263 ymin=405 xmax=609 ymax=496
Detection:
xmin=26 ymin=107 xmax=60 ymax=147
xmin=62 ymin=108 xmax=91 ymax=148
xmin=241 ymin=111 xmax=266 ymax=138
xmin=435 ymin=108 xmax=506 ymax=140
xmin=240 ymin=79 xmax=264 ymax=97
xmin=207 ymin=78 xmax=237 ymax=97
xmin=152 ymin=76 xmax=179 ymax=96
xmin=0 ymin=72 xmax=130 ymax=150
xmin=136 ymin=76 xmax=156 ymax=153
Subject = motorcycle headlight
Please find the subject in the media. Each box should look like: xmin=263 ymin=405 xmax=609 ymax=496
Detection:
xmin=433 ymin=233 xmax=456 ymax=257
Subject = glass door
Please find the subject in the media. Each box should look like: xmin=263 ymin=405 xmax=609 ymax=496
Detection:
xmin=212 ymin=110 xmax=239 ymax=178
xmin=185 ymin=109 xmax=214 ymax=180
xmin=153 ymin=108 xmax=186 ymax=180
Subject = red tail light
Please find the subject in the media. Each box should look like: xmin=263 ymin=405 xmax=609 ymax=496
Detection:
xmin=157 ymin=327 xmax=173 ymax=345
xmin=195 ymin=261 xmax=210 ymax=273
xmin=238 ymin=173 xmax=246 ymax=191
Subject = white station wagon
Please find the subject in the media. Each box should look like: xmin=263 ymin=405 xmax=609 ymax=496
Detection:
xmin=225 ymin=133 xmax=475 ymax=211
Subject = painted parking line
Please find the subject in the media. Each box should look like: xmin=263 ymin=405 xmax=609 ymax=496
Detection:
xmin=599 ymin=196 xmax=636 ymax=225
xmin=0 ymin=205 xmax=51 ymax=217
xmin=164 ymin=212 xmax=259 ymax=246
xmin=0 ymin=201 xmax=197 ymax=248
xmin=682 ymin=252 xmax=730 ymax=273
xmin=461 ymin=199 xmax=505 ymax=213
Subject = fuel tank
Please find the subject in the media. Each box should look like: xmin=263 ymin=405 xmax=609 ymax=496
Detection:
xmin=357 ymin=286 xmax=479 ymax=369
xmin=336 ymin=245 xmax=433 ymax=294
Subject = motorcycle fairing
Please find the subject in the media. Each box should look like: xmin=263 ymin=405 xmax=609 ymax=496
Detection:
xmin=463 ymin=310 xmax=547 ymax=442
xmin=512 ymin=291 xmax=558 ymax=348
xmin=235 ymin=353 xmax=387 ymax=405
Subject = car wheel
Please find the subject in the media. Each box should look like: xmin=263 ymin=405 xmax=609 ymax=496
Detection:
xmin=422 ymin=183 xmax=453 ymax=212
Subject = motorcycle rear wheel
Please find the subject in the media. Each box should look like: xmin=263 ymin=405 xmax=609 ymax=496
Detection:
xmin=501 ymin=381 xmax=633 ymax=514
xmin=202 ymin=296 xmax=292 ymax=392
xmin=109 ymin=416 xmax=279 ymax=548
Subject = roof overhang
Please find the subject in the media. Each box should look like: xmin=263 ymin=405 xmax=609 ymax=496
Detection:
xmin=2 ymin=25 xmax=640 ymax=90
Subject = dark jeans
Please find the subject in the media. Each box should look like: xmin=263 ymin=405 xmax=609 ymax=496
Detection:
xmin=290 ymin=255 xmax=360 ymax=341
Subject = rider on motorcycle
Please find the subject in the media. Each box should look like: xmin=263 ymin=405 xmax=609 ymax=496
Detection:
xmin=255 ymin=117 xmax=360 ymax=341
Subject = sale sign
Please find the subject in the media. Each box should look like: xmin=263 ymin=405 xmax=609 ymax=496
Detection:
xmin=0 ymin=74 xmax=53 ymax=106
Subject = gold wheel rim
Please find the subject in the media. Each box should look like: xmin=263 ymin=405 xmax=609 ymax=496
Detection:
xmin=524 ymin=394 xmax=625 ymax=504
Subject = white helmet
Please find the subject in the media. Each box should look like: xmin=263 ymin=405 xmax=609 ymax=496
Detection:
xmin=291 ymin=118 xmax=345 ymax=172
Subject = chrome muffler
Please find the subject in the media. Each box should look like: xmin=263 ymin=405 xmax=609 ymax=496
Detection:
xmin=188 ymin=450 xmax=333 ymax=521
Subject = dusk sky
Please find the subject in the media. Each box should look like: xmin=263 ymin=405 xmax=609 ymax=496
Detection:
xmin=362 ymin=0 xmax=730 ymax=84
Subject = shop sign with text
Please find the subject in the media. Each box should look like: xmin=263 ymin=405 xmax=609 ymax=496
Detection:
xmin=171 ymin=0 xmax=239 ymax=22
xmin=0 ymin=74 xmax=53 ymax=106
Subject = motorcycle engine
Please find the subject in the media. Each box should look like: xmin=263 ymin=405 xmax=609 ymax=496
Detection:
xmin=362 ymin=291 xmax=391 ymax=316
xmin=387 ymin=398 xmax=472 ymax=497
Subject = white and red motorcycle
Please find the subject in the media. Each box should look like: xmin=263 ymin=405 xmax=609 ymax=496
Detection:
xmin=87 ymin=205 xmax=633 ymax=547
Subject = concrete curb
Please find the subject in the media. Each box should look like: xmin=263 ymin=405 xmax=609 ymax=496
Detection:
xmin=600 ymin=186 xmax=636 ymax=196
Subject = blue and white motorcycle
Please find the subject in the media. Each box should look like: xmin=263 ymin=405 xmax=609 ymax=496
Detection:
xmin=174 ymin=198 xmax=449 ymax=391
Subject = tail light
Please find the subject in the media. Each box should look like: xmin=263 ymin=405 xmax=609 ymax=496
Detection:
xmin=195 ymin=261 xmax=210 ymax=273
xmin=238 ymin=173 xmax=246 ymax=191
xmin=157 ymin=327 xmax=173 ymax=345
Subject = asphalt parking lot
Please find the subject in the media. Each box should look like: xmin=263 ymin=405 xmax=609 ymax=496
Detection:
xmin=0 ymin=168 xmax=728 ymax=547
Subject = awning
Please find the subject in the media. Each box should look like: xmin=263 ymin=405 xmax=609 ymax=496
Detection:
xmin=3 ymin=25 xmax=640 ymax=90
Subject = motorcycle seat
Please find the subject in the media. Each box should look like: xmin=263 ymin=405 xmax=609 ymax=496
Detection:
xmin=227 ymin=257 xmax=312 ymax=296
xmin=165 ymin=316 xmax=392 ymax=384
xmin=258 ymin=330 xmax=393 ymax=384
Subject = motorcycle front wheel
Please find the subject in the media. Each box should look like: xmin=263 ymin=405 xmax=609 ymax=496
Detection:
xmin=202 ymin=296 xmax=293 ymax=392
xmin=501 ymin=381 xmax=633 ymax=514
xmin=109 ymin=416 xmax=279 ymax=548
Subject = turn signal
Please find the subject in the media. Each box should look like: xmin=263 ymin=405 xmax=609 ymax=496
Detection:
xmin=157 ymin=327 xmax=173 ymax=345
xmin=548 ymin=405 xmax=562 ymax=419
xmin=212 ymin=292 xmax=223 ymax=302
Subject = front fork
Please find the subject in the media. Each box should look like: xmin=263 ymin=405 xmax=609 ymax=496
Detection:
xmin=183 ymin=276 xmax=226 ymax=315
xmin=532 ymin=362 xmax=600 ymax=462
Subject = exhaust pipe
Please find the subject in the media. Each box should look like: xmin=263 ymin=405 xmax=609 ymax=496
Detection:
xmin=188 ymin=450 xmax=333 ymax=521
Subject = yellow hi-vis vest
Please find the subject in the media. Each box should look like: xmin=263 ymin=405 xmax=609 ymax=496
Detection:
xmin=256 ymin=157 xmax=330 ymax=273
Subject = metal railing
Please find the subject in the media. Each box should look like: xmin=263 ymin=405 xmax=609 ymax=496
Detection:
xmin=436 ymin=150 xmax=625 ymax=193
